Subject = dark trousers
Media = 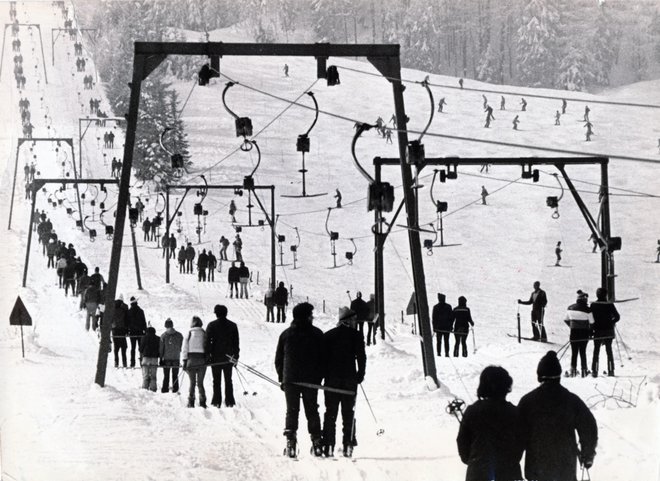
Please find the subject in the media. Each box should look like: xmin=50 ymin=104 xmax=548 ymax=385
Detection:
xmin=186 ymin=259 xmax=193 ymax=273
xmin=208 ymin=269 xmax=214 ymax=281
xmin=211 ymin=364 xmax=235 ymax=407
xmin=266 ymin=305 xmax=274 ymax=322
xmin=198 ymin=268 xmax=206 ymax=282
xmin=129 ymin=336 xmax=140 ymax=367
xmin=178 ymin=260 xmax=185 ymax=273
xmin=435 ymin=331 xmax=450 ymax=356
xmin=283 ymin=384 xmax=321 ymax=441
xmin=322 ymin=390 xmax=356 ymax=447
xmin=570 ymin=336 xmax=589 ymax=372
xmin=276 ymin=305 xmax=287 ymax=323
xmin=453 ymin=333 xmax=468 ymax=357
xmin=64 ymin=278 xmax=75 ymax=296
xmin=531 ymin=310 xmax=547 ymax=340
xmin=356 ymin=320 xmax=365 ymax=335
xmin=229 ymin=282 xmax=238 ymax=296
xmin=161 ymin=360 xmax=180 ymax=393
xmin=113 ymin=336 xmax=127 ymax=367
xmin=47 ymin=255 xmax=54 ymax=268
xmin=366 ymin=322 xmax=377 ymax=345
xmin=592 ymin=336 xmax=614 ymax=374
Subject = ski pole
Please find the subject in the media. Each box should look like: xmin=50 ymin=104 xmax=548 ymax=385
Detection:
xmin=516 ymin=303 xmax=521 ymax=343
xmin=346 ymin=290 xmax=352 ymax=302
xmin=556 ymin=340 xmax=571 ymax=361
xmin=470 ymin=327 xmax=477 ymax=354
xmin=613 ymin=331 xmax=624 ymax=367
xmin=235 ymin=365 xmax=256 ymax=396
xmin=615 ymin=326 xmax=632 ymax=360
xmin=359 ymin=384 xmax=384 ymax=436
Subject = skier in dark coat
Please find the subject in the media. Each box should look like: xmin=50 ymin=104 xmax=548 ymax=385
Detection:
xmin=238 ymin=261 xmax=250 ymax=298
xmin=451 ymin=296 xmax=474 ymax=357
xmin=207 ymin=251 xmax=217 ymax=282
xmin=168 ymin=234 xmax=176 ymax=259
xmin=197 ymin=248 xmax=208 ymax=282
xmin=142 ymin=218 xmax=151 ymax=242
xmin=590 ymin=287 xmax=620 ymax=377
xmin=432 ymin=293 xmax=453 ymax=356
xmin=127 ymin=296 xmax=147 ymax=367
xmin=349 ymin=291 xmax=369 ymax=335
xmin=185 ymin=242 xmax=195 ymax=274
xmin=275 ymin=302 xmax=324 ymax=457
xmin=139 ymin=327 xmax=160 ymax=391
xmin=177 ymin=246 xmax=186 ymax=273
xmin=273 ymin=281 xmax=289 ymax=323
xmin=518 ymin=281 xmax=548 ymax=341
xmin=321 ymin=306 xmax=366 ymax=458
xmin=112 ymin=296 xmax=129 ymax=368
xmin=564 ymin=290 xmax=594 ymax=377
xmin=518 ymin=351 xmax=598 ymax=481
xmin=227 ymin=262 xmax=240 ymax=298
xmin=205 ymin=305 xmax=240 ymax=408
xmin=457 ymin=366 xmax=524 ymax=481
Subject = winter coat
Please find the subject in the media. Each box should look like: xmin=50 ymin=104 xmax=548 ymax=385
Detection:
xmin=142 ymin=219 xmax=151 ymax=232
xmin=197 ymin=252 xmax=208 ymax=269
xmin=590 ymin=301 xmax=620 ymax=338
xmin=89 ymin=272 xmax=105 ymax=289
xmin=273 ymin=286 xmax=288 ymax=306
xmin=127 ymin=304 xmax=147 ymax=336
xmin=161 ymin=234 xmax=169 ymax=248
xmin=63 ymin=262 xmax=76 ymax=280
xmin=160 ymin=328 xmax=183 ymax=361
xmin=177 ymin=248 xmax=186 ymax=262
xmin=451 ymin=306 xmax=474 ymax=334
xmin=185 ymin=246 xmax=195 ymax=261
xmin=366 ymin=298 xmax=375 ymax=323
xmin=564 ymin=300 xmax=594 ymax=341
xmin=182 ymin=327 xmax=206 ymax=361
xmin=322 ymin=323 xmax=366 ymax=390
xmin=111 ymin=300 xmax=129 ymax=336
xmin=205 ymin=318 xmax=240 ymax=363
xmin=207 ymin=254 xmax=217 ymax=270
xmin=139 ymin=332 xmax=160 ymax=358
xmin=46 ymin=241 xmax=57 ymax=257
xmin=84 ymin=286 xmax=102 ymax=304
xmin=518 ymin=381 xmax=598 ymax=481
xmin=275 ymin=318 xmax=324 ymax=384
xmin=56 ymin=257 xmax=68 ymax=271
xmin=169 ymin=236 xmax=177 ymax=249
xmin=520 ymin=289 xmax=548 ymax=314
xmin=238 ymin=265 xmax=249 ymax=280
xmin=350 ymin=297 xmax=369 ymax=321
xmin=456 ymin=398 xmax=524 ymax=481
xmin=432 ymin=300 xmax=454 ymax=332
xmin=264 ymin=288 xmax=275 ymax=307
xmin=227 ymin=266 xmax=240 ymax=283
xmin=74 ymin=261 xmax=88 ymax=278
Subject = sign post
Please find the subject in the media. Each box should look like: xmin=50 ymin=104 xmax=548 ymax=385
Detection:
xmin=10 ymin=296 xmax=32 ymax=358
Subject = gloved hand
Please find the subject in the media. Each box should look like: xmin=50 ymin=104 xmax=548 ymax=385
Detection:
xmin=356 ymin=372 xmax=365 ymax=384
xmin=182 ymin=359 xmax=188 ymax=371
xmin=580 ymin=454 xmax=594 ymax=469
xmin=159 ymin=359 xmax=164 ymax=367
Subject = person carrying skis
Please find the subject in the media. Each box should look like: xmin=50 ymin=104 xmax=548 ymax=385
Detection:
xmin=127 ymin=296 xmax=147 ymax=368
xmin=205 ymin=304 xmax=240 ymax=408
xmin=457 ymin=366 xmax=524 ymax=481
xmin=590 ymin=287 xmax=619 ymax=377
xmin=484 ymin=105 xmax=494 ymax=128
xmin=518 ymin=281 xmax=548 ymax=341
xmin=160 ymin=318 xmax=183 ymax=393
xmin=349 ymin=291 xmax=369 ymax=336
xmin=451 ymin=296 xmax=474 ymax=357
xmin=321 ymin=306 xmax=366 ymax=458
xmin=432 ymin=293 xmax=453 ymax=356
xmin=227 ymin=262 xmax=240 ymax=298
xmin=564 ymin=290 xmax=594 ymax=377
xmin=555 ymin=241 xmax=562 ymax=266
xmin=518 ymin=351 xmax=598 ymax=480
xmin=275 ymin=302 xmax=325 ymax=458
xmin=274 ymin=281 xmax=289 ymax=323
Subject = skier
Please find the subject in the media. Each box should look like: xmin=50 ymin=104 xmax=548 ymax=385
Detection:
xmin=219 ymin=235 xmax=230 ymax=260
xmin=375 ymin=116 xmax=385 ymax=136
xmin=233 ymin=234 xmax=243 ymax=262
xmin=229 ymin=200 xmax=237 ymax=223
xmin=275 ymin=302 xmax=325 ymax=458
xmin=479 ymin=163 xmax=490 ymax=173
xmin=321 ymin=306 xmax=366 ymax=458
xmin=169 ymin=233 xmax=177 ymax=259
xmin=451 ymin=296 xmax=474 ymax=357
xmin=484 ymin=105 xmax=494 ymax=128
xmin=89 ymin=266 xmax=106 ymax=290
xmin=334 ymin=189 xmax=342 ymax=208
xmin=207 ymin=251 xmax=217 ymax=282
xmin=564 ymin=290 xmax=594 ymax=377
xmin=518 ymin=281 xmax=548 ymax=341
xmin=238 ymin=261 xmax=250 ymax=298
xmin=185 ymin=242 xmax=195 ymax=274
xmin=457 ymin=366 xmax=524 ymax=481
xmin=205 ymin=305 xmax=240 ymax=408
xmin=432 ymin=293 xmax=453 ymax=357
xmin=112 ymin=295 xmax=130 ymax=368
xmin=500 ymin=95 xmax=506 ymax=110
xmin=182 ymin=316 xmax=207 ymax=408
xmin=139 ymin=327 xmax=160 ymax=391
xmin=142 ymin=217 xmax=152 ymax=242
xmin=197 ymin=249 xmax=208 ymax=282
xmin=227 ymin=262 xmax=240 ymax=298
xmin=656 ymin=239 xmax=660 ymax=262
xmin=438 ymin=97 xmax=446 ymax=113
xmin=518 ymin=351 xmax=598 ymax=481
xmin=459 ymin=78 xmax=464 ymax=89
xmin=657 ymin=138 xmax=660 ymax=154
xmin=161 ymin=233 xmax=169 ymax=258
xmin=520 ymin=98 xmax=527 ymax=111
xmin=555 ymin=110 xmax=561 ymax=126
xmin=349 ymin=291 xmax=369 ymax=336
xmin=588 ymin=233 xmax=598 ymax=253
xmin=554 ymin=241 xmax=562 ymax=266
xmin=480 ymin=185 xmax=488 ymax=205
xmin=590 ymin=287 xmax=619 ymax=377
xmin=283 ymin=63 xmax=289 ymax=77
xmin=583 ymin=105 xmax=590 ymax=122
xmin=177 ymin=246 xmax=186 ymax=273
xmin=264 ymin=286 xmax=275 ymax=322
xmin=274 ymin=281 xmax=289 ymax=323
xmin=159 ymin=318 xmax=183 ymax=393
xmin=365 ymin=293 xmax=377 ymax=346
xmin=561 ymin=98 xmax=567 ymax=114
xmin=127 ymin=296 xmax=147 ymax=368
xmin=512 ymin=115 xmax=520 ymax=130
xmin=384 ymin=128 xmax=393 ymax=144
xmin=584 ymin=121 xmax=594 ymax=142
xmin=83 ymin=284 xmax=102 ymax=331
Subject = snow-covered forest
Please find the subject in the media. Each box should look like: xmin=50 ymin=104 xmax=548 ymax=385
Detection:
xmin=1 ymin=1 xmax=659 ymax=481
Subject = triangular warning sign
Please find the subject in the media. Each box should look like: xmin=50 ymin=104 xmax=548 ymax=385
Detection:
xmin=406 ymin=292 xmax=417 ymax=315
xmin=10 ymin=296 xmax=32 ymax=326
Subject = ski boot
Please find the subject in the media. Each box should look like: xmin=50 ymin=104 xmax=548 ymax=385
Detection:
xmin=581 ymin=369 xmax=589 ymax=378
xmin=342 ymin=445 xmax=354 ymax=458
xmin=284 ymin=436 xmax=297 ymax=459
xmin=323 ymin=444 xmax=334 ymax=458
xmin=311 ymin=440 xmax=324 ymax=457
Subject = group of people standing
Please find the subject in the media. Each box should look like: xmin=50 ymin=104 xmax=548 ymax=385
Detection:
xmin=432 ymin=294 xmax=475 ymax=357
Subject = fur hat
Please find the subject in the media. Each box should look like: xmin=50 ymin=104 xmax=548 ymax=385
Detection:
xmin=338 ymin=306 xmax=356 ymax=322
xmin=537 ymin=350 xmax=562 ymax=381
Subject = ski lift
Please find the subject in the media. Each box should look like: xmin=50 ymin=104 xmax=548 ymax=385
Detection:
xmin=100 ymin=209 xmax=114 ymax=239
xmin=159 ymin=127 xmax=186 ymax=178
xmin=521 ymin=163 xmax=540 ymax=182
xmin=325 ymin=208 xmax=341 ymax=268
xmin=407 ymin=77 xmax=435 ymax=166
xmin=438 ymin=161 xmax=459 ymax=182
xmin=290 ymin=227 xmax=301 ymax=269
xmin=282 ymin=92 xmax=327 ymax=199
xmin=277 ymin=234 xmax=290 ymax=266
xmin=197 ymin=56 xmax=220 ymax=86
xmin=546 ymin=173 xmax=565 ymax=219
xmin=84 ymin=215 xmax=96 ymax=241
xmin=425 ymin=169 xmax=461 ymax=252
xmin=98 ymin=184 xmax=107 ymax=210
xmin=222 ymin=82 xmax=253 ymax=138
xmin=345 ymin=238 xmax=357 ymax=265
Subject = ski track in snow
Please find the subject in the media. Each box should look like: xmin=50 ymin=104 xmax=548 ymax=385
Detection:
xmin=0 ymin=2 xmax=659 ymax=481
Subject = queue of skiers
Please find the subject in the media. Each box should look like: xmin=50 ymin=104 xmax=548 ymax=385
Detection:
xmin=432 ymin=294 xmax=475 ymax=357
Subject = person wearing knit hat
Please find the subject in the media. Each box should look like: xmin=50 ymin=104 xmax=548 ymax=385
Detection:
xmin=320 ymin=306 xmax=366 ymax=458
xmin=564 ymin=290 xmax=595 ymax=377
xmin=518 ymin=351 xmax=598 ymax=481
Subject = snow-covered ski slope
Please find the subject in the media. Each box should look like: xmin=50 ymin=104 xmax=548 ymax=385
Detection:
xmin=1 ymin=3 xmax=659 ymax=481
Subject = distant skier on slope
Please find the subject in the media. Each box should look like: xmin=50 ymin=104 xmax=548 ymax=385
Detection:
xmin=520 ymin=98 xmax=527 ymax=111
xmin=484 ymin=105 xmax=495 ymax=128
xmin=480 ymin=185 xmax=489 ymax=205
xmin=584 ymin=121 xmax=594 ymax=141
xmin=555 ymin=241 xmax=562 ymax=266
xmin=513 ymin=115 xmax=520 ymax=130
xmin=555 ymin=110 xmax=561 ymax=126
xmin=438 ymin=97 xmax=446 ymax=113
xmin=561 ymin=98 xmax=567 ymax=114
xmin=500 ymin=95 xmax=506 ymax=110
xmin=584 ymin=105 xmax=590 ymax=122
